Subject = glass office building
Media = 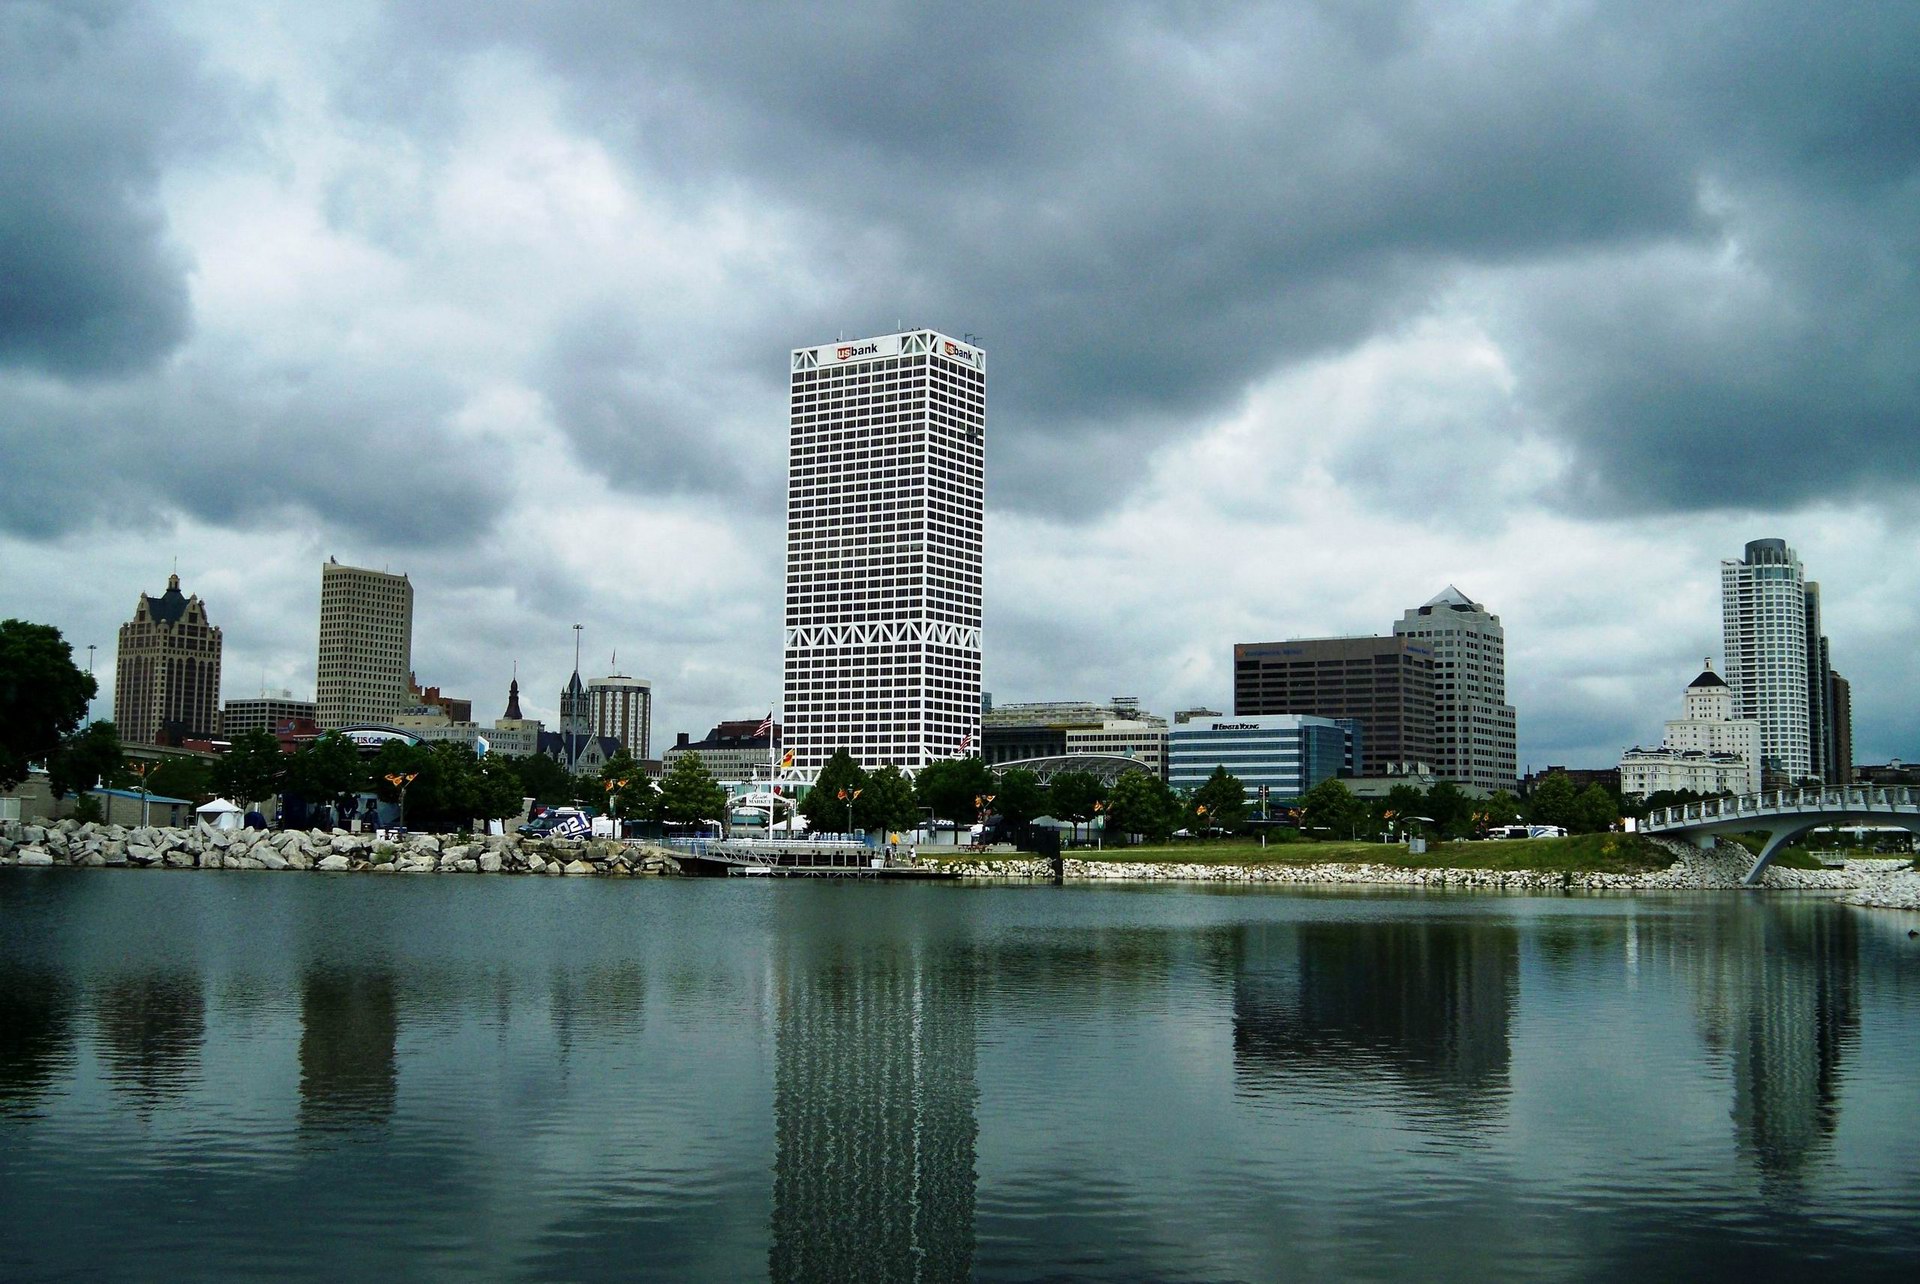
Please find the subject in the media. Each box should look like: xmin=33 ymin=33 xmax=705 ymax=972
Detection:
xmin=1167 ymin=714 xmax=1358 ymax=804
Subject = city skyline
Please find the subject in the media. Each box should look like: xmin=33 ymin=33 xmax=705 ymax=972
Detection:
xmin=2 ymin=4 xmax=1916 ymax=767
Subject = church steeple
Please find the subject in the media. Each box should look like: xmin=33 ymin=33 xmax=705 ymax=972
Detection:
xmin=504 ymin=677 xmax=523 ymax=721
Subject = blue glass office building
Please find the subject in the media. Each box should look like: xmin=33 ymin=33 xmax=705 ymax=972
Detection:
xmin=1167 ymin=714 xmax=1358 ymax=803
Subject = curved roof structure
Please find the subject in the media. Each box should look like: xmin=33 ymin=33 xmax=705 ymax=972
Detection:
xmin=991 ymin=754 xmax=1156 ymax=785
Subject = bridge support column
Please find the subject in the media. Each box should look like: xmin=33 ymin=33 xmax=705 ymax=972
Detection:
xmin=1742 ymin=826 xmax=1805 ymax=887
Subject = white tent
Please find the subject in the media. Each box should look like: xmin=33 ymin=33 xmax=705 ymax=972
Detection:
xmin=196 ymin=797 xmax=244 ymax=830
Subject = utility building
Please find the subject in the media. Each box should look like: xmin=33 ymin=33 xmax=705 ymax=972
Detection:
xmin=783 ymin=329 xmax=985 ymax=773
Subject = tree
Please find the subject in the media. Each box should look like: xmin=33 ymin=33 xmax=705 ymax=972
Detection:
xmin=992 ymin=768 xmax=1048 ymax=827
xmin=914 ymin=756 xmax=994 ymax=826
xmin=285 ymin=732 xmax=367 ymax=808
xmin=657 ymin=753 xmax=728 ymax=828
xmin=859 ymin=765 xmax=921 ymax=833
xmin=1528 ymin=772 xmax=1578 ymax=830
xmin=48 ymin=721 xmax=124 ymax=800
xmin=1047 ymin=771 xmax=1107 ymax=840
xmin=1572 ymin=783 xmax=1620 ymax=834
xmin=146 ymin=755 xmax=212 ymax=803
xmin=1190 ymin=766 xmax=1250 ymax=833
xmin=1297 ymin=777 xmax=1364 ymax=839
xmin=505 ymin=752 xmax=577 ymax=806
xmin=1104 ymin=770 xmax=1177 ymax=841
xmin=0 ymin=619 xmax=97 ymax=791
xmin=801 ymin=749 xmax=870 ymax=831
xmin=1425 ymin=780 xmax=1476 ymax=839
xmin=598 ymin=751 xmax=656 ymax=821
xmin=211 ymin=728 xmax=288 ymax=806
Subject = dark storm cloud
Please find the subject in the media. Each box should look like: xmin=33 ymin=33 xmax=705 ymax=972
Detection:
xmin=0 ymin=1 xmax=210 ymax=377
xmin=374 ymin=0 xmax=1919 ymax=518
xmin=0 ymin=350 xmax=510 ymax=546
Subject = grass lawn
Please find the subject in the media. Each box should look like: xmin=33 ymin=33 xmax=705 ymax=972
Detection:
xmin=944 ymin=832 xmax=1676 ymax=875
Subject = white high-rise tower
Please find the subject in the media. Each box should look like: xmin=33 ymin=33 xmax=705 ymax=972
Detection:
xmin=1721 ymin=538 xmax=1811 ymax=782
xmin=783 ymin=329 xmax=986 ymax=773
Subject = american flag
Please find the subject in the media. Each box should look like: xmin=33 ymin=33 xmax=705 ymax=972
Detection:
xmin=755 ymin=711 xmax=774 ymax=738
xmin=958 ymin=732 xmax=972 ymax=754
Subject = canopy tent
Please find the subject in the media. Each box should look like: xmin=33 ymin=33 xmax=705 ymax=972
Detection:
xmin=196 ymin=797 xmax=244 ymax=830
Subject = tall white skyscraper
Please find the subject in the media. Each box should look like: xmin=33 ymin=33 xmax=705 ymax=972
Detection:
xmin=587 ymin=672 xmax=652 ymax=759
xmin=783 ymin=328 xmax=986 ymax=773
xmin=1392 ymin=586 xmax=1518 ymax=792
xmin=316 ymin=558 xmax=413 ymax=729
xmin=1721 ymin=538 xmax=1812 ymax=782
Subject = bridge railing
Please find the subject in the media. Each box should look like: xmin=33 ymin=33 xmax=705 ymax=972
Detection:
xmin=1645 ymin=784 xmax=1918 ymax=830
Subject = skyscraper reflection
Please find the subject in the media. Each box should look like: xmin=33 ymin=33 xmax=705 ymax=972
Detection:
xmin=768 ymin=940 xmax=978 ymax=1283
xmin=0 ymin=978 xmax=77 ymax=1113
xmin=1232 ymin=918 xmax=1519 ymax=1120
xmin=93 ymin=972 xmax=205 ymax=1110
xmin=299 ymin=968 xmax=398 ymax=1129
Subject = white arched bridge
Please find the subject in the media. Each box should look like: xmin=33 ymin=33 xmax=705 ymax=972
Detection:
xmin=1642 ymin=785 xmax=1920 ymax=886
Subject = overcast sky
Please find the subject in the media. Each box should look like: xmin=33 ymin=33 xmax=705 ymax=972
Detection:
xmin=3 ymin=1 xmax=1916 ymax=768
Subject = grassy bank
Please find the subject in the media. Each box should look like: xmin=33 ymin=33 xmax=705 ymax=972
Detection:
xmin=948 ymin=832 xmax=1676 ymax=875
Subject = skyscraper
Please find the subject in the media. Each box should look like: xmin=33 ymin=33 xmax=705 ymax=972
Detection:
xmin=114 ymin=573 xmax=222 ymax=745
xmin=587 ymin=672 xmax=652 ymax=759
xmin=782 ymin=329 xmax=985 ymax=773
xmin=1233 ymin=635 xmax=1434 ymax=773
xmin=1720 ymin=539 xmax=1823 ymax=783
xmin=315 ymin=558 xmax=413 ymax=729
xmin=1392 ymin=586 xmax=1518 ymax=792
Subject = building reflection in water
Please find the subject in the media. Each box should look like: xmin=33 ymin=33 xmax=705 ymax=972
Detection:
xmin=299 ymin=968 xmax=398 ymax=1129
xmin=768 ymin=941 xmax=978 ymax=1283
xmin=1232 ymin=919 xmax=1519 ymax=1121
xmin=93 ymin=972 xmax=205 ymax=1111
xmin=1685 ymin=904 xmax=1859 ymax=1185
xmin=0 ymin=978 xmax=77 ymax=1113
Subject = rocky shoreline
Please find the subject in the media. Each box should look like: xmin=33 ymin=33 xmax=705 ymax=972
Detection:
xmin=0 ymin=818 xmax=679 ymax=877
xmin=5 ymin=819 xmax=1917 ymax=907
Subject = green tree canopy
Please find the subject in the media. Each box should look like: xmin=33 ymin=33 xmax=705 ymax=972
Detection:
xmin=801 ymin=749 xmax=870 ymax=831
xmin=145 ymin=754 xmax=212 ymax=803
xmin=1297 ymin=777 xmax=1364 ymax=839
xmin=285 ymin=731 xmax=367 ymax=805
xmin=1104 ymin=770 xmax=1177 ymax=841
xmin=48 ymin=721 xmax=124 ymax=800
xmin=859 ymin=765 xmax=921 ymax=833
xmin=1047 ymin=771 xmax=1108 ymax=837
xmin=505 ymin=752 xmax=576 ymax=806
xmin=913 ymin=756 xmax=994 ymax=826
xmin=1190 ymin=766 xmax=1250 ymax=833
xmin=0 ymin=619 xmax=97 ymax=790
xmin=992 ymin=768 xmax=1048 ymax=827
xmin=211 ymin=728 xmax=288 ymax=806
xmin=597 ymin=751 xmax=656 ymax=821
xmin=657 ymin=753 xmax=729 ymax=828
xmin=1571 ymin=783 xmax=1620 ymax=834
xmin=1528 ymin=772 xmax=1578 ymax=830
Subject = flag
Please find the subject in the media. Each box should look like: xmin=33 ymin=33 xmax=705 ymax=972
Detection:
xmin=755 ymin=712 xmax=774 ymax=738
xmin=475 ymin=735 xmax=491 ymax=756
xmin=837 ymin=788 xmax=847 ymax=801
xmin=779 ymin=749 xmax=795 ymax=769
xmin=958 ymin=732 xmax=972 ymax=754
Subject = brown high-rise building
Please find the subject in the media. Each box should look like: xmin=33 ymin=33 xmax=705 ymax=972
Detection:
xmin=114 ymin=574 xmax=222 ymax=745
xmin=1827 ymin=672 xmax=1853 ymax=784
xmin=1233 ymin=635 xmax=1435 ymax=773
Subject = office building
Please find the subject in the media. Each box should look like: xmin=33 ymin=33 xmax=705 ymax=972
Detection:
xmin=1167 ymin=714 xmax=1357 ymax=805
xmin=1233 ymin=635 xmax=1433 ymax=773
xmin=221 ymin=695 xmax=316 ymax=740
xmin=588 ymin=672 xmax=652 ymax=759
xmin=1828 ymin=673 xmax=1852 ymax=783
xmin=663 ymin=719 xmax=780 ymax=783
xmin=114 ymin=574 xmax=223 ymax=745
xmin=782 ymin=328 xmax=986 ymax=773
xmin=1392 ymin=587 xmax=1518 ymax=792
xmin=316 ymin=558 xmax=413 ymax=729
xmin=1619 ymin=660 xmax=1763 ymax=797
xmin=1721 ymin=538 xmax=1852 ymax=784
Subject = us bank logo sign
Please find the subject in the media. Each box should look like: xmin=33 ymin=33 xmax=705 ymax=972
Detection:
xmin=836 ymin=342 xmax=878 ymax=360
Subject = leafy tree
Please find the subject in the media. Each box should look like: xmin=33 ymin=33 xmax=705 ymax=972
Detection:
xmin=48 ymin=721 xmax=124 ymax=799
xmin=801 ymin=749 xmax=870 ymax=830
xmin=1190 ymin=766 xmax=1250 ymax=833
xmin=992 ymin=768 xmax=1048 ymax=827
xmin=472 ymin=754 xmax=530 ymax=823
xmin=146 ymin=755 xmax=212 ymax=802
xmin=1572 ymin=783 xmax=1620 ymax=834
xmin=1047 ymin=771 xmax=1107 ymax=840
xmin=505 ymin=751 xmax=578 ymax=806
xmin=211 ymin=728 xmax=288 ymax=806
xmin=657 ymin=753 xmax=729 ymax=828
xmin=0 ymin=619 xmax=96 ymax=790
xmin=1104 ymin=770 xmax=1177 ymax=841
xmin=1479 ymin=790 xmax=1526 ymax=832
xmin=369 ymin=739 xmax=436 ymax=823
xmin=1297 ymin=777 xmax=1364 ymax=839
xmin=859 ymin=765 xmax=921 ymax=833
xmin=598 ymin=751 xmax=656 ymax=821
xmin=285 ymin=732 xmax=367 ymax=806
xmin=914 ymin=756 xmax=995 ymax=826
xmin=1528 ymin=772 xmax=1578 ymax=830
xmin=1425 ymin=780 xmax=1477 ymax=838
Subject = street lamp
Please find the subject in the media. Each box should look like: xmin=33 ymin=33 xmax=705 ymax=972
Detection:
xmin=128 ymin=761 xmax=152 ymax=827
xmin=383 ymin=771 xmax=419 ymax=831
xmin=605 ymin=776 xmax=630 ymax=837
xmin=569 ymin=622 xmax=583 ymax=783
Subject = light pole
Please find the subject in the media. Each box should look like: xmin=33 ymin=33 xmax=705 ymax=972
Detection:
xmin=605 ymin=776 xmax=629 ymax=838
xmin=570 ymin=622 xmax=583 ymax=786
xmin=128 ymin=761 xmax=152 ymax=827
xmin=383 ymin=771 xmax=418 ymax=831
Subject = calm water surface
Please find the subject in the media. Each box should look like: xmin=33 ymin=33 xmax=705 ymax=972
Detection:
xmin=2 ymin=871 xmax=1917 ymax=1281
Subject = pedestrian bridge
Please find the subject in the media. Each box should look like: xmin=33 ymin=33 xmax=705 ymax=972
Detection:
xmin=1642 ymin=785 xmax=1920 ymax=886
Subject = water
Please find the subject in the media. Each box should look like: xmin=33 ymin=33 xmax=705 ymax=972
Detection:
xmin=2 ymin=871 xmax=1917 ymax=1281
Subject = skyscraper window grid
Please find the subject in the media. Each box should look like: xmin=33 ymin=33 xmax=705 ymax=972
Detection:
xmin=782 ymin=330 xmax=985 ymax=774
